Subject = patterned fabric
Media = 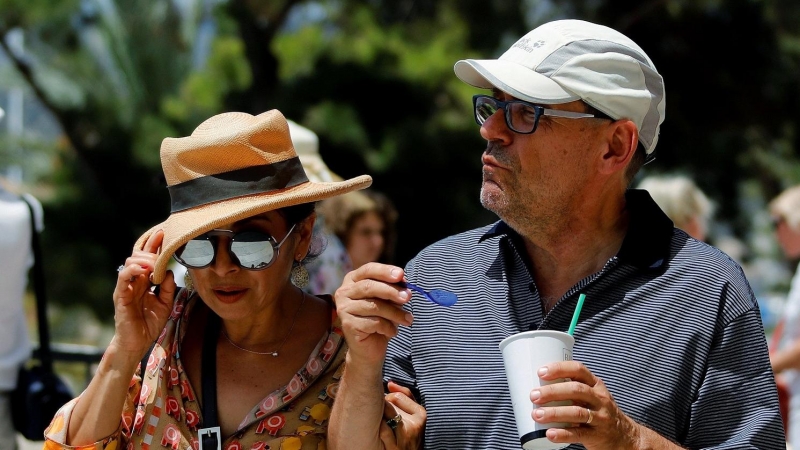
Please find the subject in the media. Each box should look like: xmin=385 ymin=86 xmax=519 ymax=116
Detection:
xmin=44 ymin=290 xmax=346 ymax=450
xmin=384 ymin=189 xmax=784 ymax=449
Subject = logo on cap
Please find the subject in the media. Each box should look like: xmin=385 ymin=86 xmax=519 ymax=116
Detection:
xmin=512 ymin=38 xmax=545 ymax=52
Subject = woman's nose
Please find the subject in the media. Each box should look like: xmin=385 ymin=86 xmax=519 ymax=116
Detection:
xmin=210 ymin=238 xmax=239 ymax=274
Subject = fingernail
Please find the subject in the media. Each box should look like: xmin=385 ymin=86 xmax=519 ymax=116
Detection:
xmin=538 ymin=367 xmax=548 ymax=376
xmin=530 ymin=390 xmax=540 ymax=401
xmin=140 ymin=264 xmax=149 ymax=270
xmin=399 ymin=290 xmax=409 ymax=300
xmin=391 ymin=268 xmax=401 ymax=278
xmin=404 ymin=313 xmax=413 ymax=324
xmin=534 ymin=409 xmax=544 ymax=419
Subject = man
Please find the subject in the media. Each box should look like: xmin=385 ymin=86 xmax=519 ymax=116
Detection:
xmin=330 ymin=19 xmax=783 ymax=449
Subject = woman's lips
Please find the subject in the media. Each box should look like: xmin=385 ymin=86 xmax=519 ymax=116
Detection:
xmin=213 ymin=288 xmax=248 ymax=304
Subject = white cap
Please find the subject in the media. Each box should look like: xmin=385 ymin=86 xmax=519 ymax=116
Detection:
xmin=0 ymin=107 xmax=4 ymax=122
xmin=287 ymin=119 xmax=342 ymax=183
xmin=454 ymin=19 xmax=665 ymax=155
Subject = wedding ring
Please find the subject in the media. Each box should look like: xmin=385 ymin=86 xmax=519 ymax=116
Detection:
xmin=117 ymin=264 xmax=136 ymax=282
xmin=586 ymin=408 xmax=594 ymax=425
xmin=386 ymin=414 xmax=402 ymax=430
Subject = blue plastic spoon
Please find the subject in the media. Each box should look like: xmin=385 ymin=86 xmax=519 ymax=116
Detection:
xmin=404 ymin=281 xmax=458 ymax=307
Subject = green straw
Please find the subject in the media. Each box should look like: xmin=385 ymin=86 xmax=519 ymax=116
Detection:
xmin=567 ymin=293 xmax=587 ymax=336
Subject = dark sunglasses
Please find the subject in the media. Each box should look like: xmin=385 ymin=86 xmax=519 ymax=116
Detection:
xmin=173 ymin=224 xmax=296 ymax=270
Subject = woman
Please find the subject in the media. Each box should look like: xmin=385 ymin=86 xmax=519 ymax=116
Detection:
xmin=637 ymin=174 xmax=713 ymax=242
xmin=319 ymin=190 xmax=398 ymax=269
xmin=43 ymin=110 xmax=371 ymax=449
xmin=770 ymin=185 xmax=800 ymax=448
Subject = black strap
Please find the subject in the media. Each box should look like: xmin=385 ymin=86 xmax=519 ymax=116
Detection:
xmin=20 ymin=195 xmax=54 ymax=374
xmin=201 ymin=311 xmax=221 ymax=431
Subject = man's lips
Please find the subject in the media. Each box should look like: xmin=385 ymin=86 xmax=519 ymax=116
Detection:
xmin=481 ymin=153 xmax=507 ymax=170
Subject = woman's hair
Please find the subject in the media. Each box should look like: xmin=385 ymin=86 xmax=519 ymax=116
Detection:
xmin=318 ymin=189 xmax=398 ymax=263
xmin=770 ymin=185 xmax=800 ymax=232
xmin=277 ymin=202 xmax=326 ymax=262
xmin=637 ymin=175 xmax=712 ymax=230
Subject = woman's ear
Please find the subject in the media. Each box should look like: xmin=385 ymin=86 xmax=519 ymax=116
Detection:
xmin=295 ymin=212 xmax=317 ymax=260
xmin=599 ymin=119 xmax=639 ymax=175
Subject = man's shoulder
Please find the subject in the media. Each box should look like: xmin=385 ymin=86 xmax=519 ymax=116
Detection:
xmin=414 ymin=223 xmax=498 ymax=257
xmin=669 ymin=230 xmax=746 ymax=278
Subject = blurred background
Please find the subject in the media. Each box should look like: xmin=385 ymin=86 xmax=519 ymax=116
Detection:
xmin=2 ymin=0 xmax=799 ymax=427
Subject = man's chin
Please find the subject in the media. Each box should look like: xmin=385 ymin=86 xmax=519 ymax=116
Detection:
xmin=480 ymin=188 xmax=506 ymax=215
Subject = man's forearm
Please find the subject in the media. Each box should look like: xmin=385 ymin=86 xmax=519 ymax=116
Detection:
xmin=329 ymin=352 xmax=387 ymax=450
xmin=634 ymin=423 xmax=686 ymax=450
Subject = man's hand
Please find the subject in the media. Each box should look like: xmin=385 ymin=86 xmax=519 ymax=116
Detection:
xmin=531 ymin=361 xmax=644 ymax=450
xmin=379 ymin=381 xmax=427 ymax=450
xmin=334 ymin=263 xmax=413 ymax=366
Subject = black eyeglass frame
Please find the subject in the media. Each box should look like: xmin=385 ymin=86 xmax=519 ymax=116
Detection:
xmin=173 ymin=223 xmax=297 ymax=270
xmin=472 ymin=94 xmax=602 ymax=135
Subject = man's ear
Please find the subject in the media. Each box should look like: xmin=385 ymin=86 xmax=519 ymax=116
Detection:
xmin=599 ymin=119 xmax=638 ymax=175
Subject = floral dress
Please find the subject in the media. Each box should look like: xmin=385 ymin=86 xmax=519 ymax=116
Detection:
xmin=44 ymin=288 xmax=346 ymax=450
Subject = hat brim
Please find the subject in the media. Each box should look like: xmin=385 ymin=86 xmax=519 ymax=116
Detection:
xmin=454 ymin=59 xmax=580 ymax=104
xmin=136 ymin=175 xmax=372 ymax=284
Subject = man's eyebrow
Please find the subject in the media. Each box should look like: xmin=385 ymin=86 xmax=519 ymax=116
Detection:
xmin=491 ymin=87 xmax=504 ymax=98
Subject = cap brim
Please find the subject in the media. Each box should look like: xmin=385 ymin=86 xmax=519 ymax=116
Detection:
xmin=136 ymin=175 xmax=372 ymax=284
xmin=454 ymin=59 xmax=579 ymax=104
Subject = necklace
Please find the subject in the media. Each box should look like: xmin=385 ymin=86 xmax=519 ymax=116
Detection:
xmin=221 ymin=291 xmax=307 ymax=357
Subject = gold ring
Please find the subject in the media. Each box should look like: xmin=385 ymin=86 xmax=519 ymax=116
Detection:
xmin=586 ymin=408 xmax=594 ymax=425
xmin=386 ymin=414 xmax=402 ymax=430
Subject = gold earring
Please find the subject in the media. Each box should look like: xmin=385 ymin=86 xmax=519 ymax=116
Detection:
xmin=290 ymin=262 xmax=309 ymax=288
xmin=184 ymin=271 xmax=194 ymax=294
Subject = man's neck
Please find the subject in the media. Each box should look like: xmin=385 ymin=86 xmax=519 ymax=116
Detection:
xmin=519 ymin=195 xmax=629 ymax=312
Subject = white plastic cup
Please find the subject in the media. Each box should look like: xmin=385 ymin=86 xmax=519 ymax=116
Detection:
xmin=499 ymin=330 xmax=575 ymax=450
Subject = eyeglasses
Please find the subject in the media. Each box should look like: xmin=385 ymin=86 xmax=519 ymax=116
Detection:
xmin=174 ymin=224 xmax=296 ymax=270
xmin=473 ymin=94 xmax=600 ymax=134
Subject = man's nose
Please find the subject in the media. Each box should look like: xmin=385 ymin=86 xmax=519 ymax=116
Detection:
xmin=479 ymin=108 xmax=513 ymax=145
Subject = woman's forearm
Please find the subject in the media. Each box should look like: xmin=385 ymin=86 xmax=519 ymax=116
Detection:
xmin=66 ymin=339 xmax=143 ymax=445
xmin=328 ymin=352 xmax=386 ymax=450
xmin=771 ymin=337 xmax=800 ymax=374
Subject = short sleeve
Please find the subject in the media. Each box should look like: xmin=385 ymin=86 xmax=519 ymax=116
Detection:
xmin=43 ymin=368 xmax=144 ymax=448
xmin=682 ymin=307 xmax=785 ymax=448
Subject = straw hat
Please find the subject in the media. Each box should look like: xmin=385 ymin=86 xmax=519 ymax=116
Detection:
xmin=135 ymin=110 xmax=372 ymax=284
xmin=287 ymin=119 xmax=343 ymax=183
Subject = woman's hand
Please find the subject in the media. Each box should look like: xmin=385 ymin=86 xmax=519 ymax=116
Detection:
xmin=111 ymin=230 xmax=177 ymax=358
xmin=379 ymin=381 xmax=427 ymax=450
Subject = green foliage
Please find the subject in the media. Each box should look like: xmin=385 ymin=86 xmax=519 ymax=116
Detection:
xmin=8 ymin=0 xmax=800 ymax=319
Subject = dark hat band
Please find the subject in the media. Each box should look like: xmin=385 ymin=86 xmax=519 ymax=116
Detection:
xmin=168 ymin=156 xmax=309 ymax=212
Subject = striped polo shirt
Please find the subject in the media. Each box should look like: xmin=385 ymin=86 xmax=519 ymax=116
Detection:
xmin=384 ymin=189 xmax=784 ymax=449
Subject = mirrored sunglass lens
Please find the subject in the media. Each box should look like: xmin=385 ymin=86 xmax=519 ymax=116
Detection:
xmin=231 ymin=232 xmax=275 ymax=269
xmin=177 ymin=239 xmax=215 ymax=267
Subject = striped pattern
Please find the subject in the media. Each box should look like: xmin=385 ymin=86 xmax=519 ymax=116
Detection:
xmin=384 ymin=191 xmax=784 ymax=449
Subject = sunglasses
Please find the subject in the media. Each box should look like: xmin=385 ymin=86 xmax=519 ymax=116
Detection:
xmin=174 ymin=224 xmax=296 ymax=270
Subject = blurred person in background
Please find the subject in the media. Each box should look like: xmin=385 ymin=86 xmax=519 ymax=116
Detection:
xmin=43 ymin=110 xmax=372 ymax=449
xmin=288 ymin=119 xmax=354 ymax=295
xmin=0 ymin=104 xmax=42 ymax=450
xmin=319 ymin=189 xmax=398 ymax=269
xmin=0 ymin=177 xmax=42 ymax=450
xmin=769 ymin=184 xmax=800 ymax=448
xmin=637 ymin=174 xmax=713 ymax=241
